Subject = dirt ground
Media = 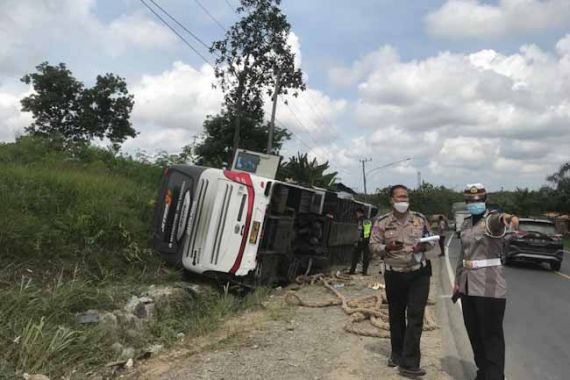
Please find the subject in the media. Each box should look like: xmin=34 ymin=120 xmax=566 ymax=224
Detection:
xmin=128 ymin=259 xmax=452 ymax=380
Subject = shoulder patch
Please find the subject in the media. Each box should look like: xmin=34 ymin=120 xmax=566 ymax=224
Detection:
xmin=376 ymin=212 xmax=391 ymax=222
xmin=411 ymin=211 xmax=428 ymax=221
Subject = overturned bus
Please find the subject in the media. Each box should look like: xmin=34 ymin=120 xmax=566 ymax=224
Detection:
xmin=151 ymin=165 xmax=377 ymax=286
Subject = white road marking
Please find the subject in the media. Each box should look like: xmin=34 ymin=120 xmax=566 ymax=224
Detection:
xmin=445 ymin=233 xmax=507 ymax=379
xmin=444 ymin=234 xmax=462 ymax=310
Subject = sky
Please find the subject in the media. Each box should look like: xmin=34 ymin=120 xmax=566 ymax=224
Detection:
xmin=1 ymin=0 xmax=570 ymax=192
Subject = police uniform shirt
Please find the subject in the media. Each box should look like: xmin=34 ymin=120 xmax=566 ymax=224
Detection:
xmin=455 ymin=211 xmax=507 ymax=299
xmin=369 ymin=211 xmax=435 ymax=269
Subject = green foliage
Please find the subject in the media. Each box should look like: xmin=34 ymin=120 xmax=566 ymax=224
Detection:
xmin=195 ymin=112 xmax=290 ymax=167
xmin=0 ymin=277 xmax=129 ymax=376
xmin=277 ymin=152 xmax=337 ymax=188
xmin=0 ymin=137 xmax=274 ymax=378
xmin=369 ymin=182 xmax=463 ymax=217
xmin=370 ymin=166 xmax=570 ymax=218
xmin=0 ymin=272 xmax=271 ymax=379
xmin=0 ymin=136 xmax=162 ymax=276
xmin=210 ymin=0 xmax=305 ymax=159
xmin=21 ymin=62 xmax=136 ymax=149
xmin=546 ymin=161 xmax=570 ymax=213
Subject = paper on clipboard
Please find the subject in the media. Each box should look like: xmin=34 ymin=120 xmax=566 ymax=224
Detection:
xmin=419 ymin=235 xmax=440 ymax=243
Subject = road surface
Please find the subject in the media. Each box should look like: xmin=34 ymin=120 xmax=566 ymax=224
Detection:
xmin=440 ymin=233 xmax=570 ymax=380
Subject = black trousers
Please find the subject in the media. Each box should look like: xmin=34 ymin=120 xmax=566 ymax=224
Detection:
xmin=384 ymin=265 xmax=430 ymax=369
xmin=439 ymin=235 xmax=446 ymax=255
xmin=461 ymin=295 xmax=506 ymax=380
xmin=349 ymin=239 xmax=370 ymax=274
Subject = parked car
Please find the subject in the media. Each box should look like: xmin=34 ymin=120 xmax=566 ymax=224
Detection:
xmin=502 ymin=218 xmax=564 ymax=271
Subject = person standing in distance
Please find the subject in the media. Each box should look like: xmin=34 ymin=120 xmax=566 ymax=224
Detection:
xmin=349 ymin=207 xmax=372 ymax=275
xmin=438 ymin=215 xmax=447 ymax=257
xmin=369 ymin=185 xmax=435 ymax=377
xmin=454 ymin=183 xmax=518 ymax=380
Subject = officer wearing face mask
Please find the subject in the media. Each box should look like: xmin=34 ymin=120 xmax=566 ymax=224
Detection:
xmin=369 ymin=184 xmax=435 ymax=377
xmin=454 ymin=183 xmax=519 ymax=380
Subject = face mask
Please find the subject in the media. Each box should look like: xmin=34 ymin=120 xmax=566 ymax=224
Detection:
xmin=393 ymin=202 xmax=409 ymax=213
xmin=467 ymin=202 xmax=486 ymax=215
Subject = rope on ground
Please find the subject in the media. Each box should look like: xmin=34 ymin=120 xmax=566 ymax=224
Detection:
xmin=285 ymin=272 xmax=438 ymax=338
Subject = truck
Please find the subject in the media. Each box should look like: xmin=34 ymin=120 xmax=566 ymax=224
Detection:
xmin=452 ymin=202 xmax=469 ymax=236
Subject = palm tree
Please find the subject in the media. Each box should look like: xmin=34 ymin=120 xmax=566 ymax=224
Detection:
xmin=278 ymin=152 xmax=337 ymax=188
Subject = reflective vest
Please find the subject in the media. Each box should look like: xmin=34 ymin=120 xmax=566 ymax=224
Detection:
xmin=363 ymin=219 xmax=372 ymax=239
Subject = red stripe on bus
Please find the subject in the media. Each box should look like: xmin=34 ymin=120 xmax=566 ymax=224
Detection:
xmin=223 ymin=170 xmax=254 ymax=274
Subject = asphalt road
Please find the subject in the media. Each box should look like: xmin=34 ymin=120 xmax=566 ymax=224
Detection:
xmin=442 ymin=233 xmax=570 ymax=380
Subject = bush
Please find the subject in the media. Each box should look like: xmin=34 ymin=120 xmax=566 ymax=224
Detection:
xmin=0 ymin=137 xmax=272 ymax=379
xmin=0 ymin=137 xmax=163 ymax=278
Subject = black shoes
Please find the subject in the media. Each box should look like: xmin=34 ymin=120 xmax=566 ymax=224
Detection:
xmin=398 ymin=366 xmax=426 ymax=377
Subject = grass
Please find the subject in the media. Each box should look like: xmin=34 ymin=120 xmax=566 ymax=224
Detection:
xmin=0 ymin=137 xmax=272 ymax=379
xmin=564 ymin=238 xmax=570 ymax=251
xmin=0 ymin=271 xmax=271 ymax=379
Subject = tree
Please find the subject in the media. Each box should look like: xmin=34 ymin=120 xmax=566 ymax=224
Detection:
xmin=371 ymin=183 xmax=463 ymax=216
xmin=546 ymin=161 xmax=570 ymax=213
xmin=21 ymin=62 xmax=136 ymax=149
xmin=210 ymin=0 xmax=305 ymax=163
xmin=195 ymin=110 xmax=290 ymax=167
xmin=153 ymin=144 xmax=195 ymax=167
xmin=278 ymin=152 xmax=337 ymax=188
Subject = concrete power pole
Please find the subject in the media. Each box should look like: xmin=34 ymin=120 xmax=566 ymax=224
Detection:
xmin=267 ymin=70 xmax=281 ymax=154
xmin=360 ymin=158 xmax=372 ymax=195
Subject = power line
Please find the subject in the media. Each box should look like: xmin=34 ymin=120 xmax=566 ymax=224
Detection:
xmin=296 ymin=96 xmax=328 ymax=132
xmin=288 ymin=98 xmax=322 ymax=132
xmin=283 ymin=102 xmax=322 ymax=148
xmin=143 ymin=0 xmax=342 ymax=179
xmin=194 ymin=0 xmax=227 ymax=32
xmin=275 ymin=120 xmax=317 ymax=153
xmin=141 ymin=0 xmax=213 ymax=66
xmin=223 ymin=0 xmax=236 ymax=12
xmin=145 ymin=0 xmax=213 ymax=53
xmin=304 ymin=93 xmax=335 ymax=130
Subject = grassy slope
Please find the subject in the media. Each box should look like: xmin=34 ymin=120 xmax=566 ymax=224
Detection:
xmin=0 ymin=138 xmax=266 ymax=379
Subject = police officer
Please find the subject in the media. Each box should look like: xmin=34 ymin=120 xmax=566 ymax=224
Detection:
xmin=349 ymin=207 xmax=372 ymax=275
xmin=369 ymin=185 xmax=435 ymax=377
xmin=454 ymin=183 xmax=519 ymax=380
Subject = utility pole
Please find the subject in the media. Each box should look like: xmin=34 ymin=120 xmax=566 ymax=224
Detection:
xmin=267 ymin=69 xmax=281 ymax=154
xmin=417 ymin=171 xmax=422 ymax=189
xmin=359 ymin=158 xmax=372 ymax=195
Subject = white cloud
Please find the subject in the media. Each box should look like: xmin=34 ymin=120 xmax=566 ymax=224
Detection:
xmin=287 ymin=32 xmax=303 ymax=69
xmin=0 ymin=90 xmax=31 ymax=142
xmin=123 ymin=61 xmax=223 ymax=153
xmin=328 ymin=46 xmax=400 ymax=87
xmin=426 ymin=0 xmax=570 ymax=39
xmin=277 ymin=89 xmax=347 ymax=144
xmin=105 ymin=11 xmax=178 ymax=56
xmin=0 ymin=0 xmax=177 ymax=76
xmin=329 ymin=36 xmax=570 ymax=190
xmin=131 ymin=62 xmax=221 ymax=130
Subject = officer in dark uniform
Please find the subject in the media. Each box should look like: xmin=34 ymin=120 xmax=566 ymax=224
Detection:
xmin=454 ymin=183 xmax=519 ymax=380
xmin=369 ymin=185 xmax=435 ymax=377
xmin=349 ymin=207 xmax=371 ymax=275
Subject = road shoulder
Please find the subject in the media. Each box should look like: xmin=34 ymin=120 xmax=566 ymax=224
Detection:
xmin=130 ymin=259 xmax=454 ymax=379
